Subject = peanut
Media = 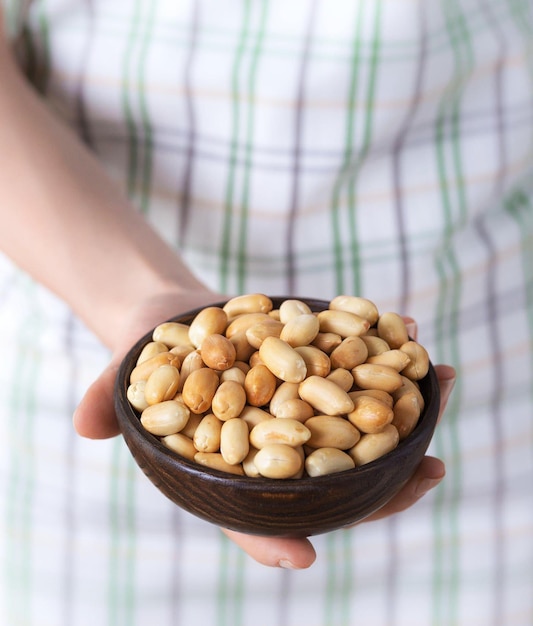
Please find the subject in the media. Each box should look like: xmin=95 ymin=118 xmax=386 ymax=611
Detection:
xmin=258 ymin=336 xmax=307 ymax=383
xmin=253 ymin=444 xmax=303 ymax=479
xmin=128 ymin=294 xmax=434 ymax=480
xmin=305 ymin=448 xmax=355 ymax=477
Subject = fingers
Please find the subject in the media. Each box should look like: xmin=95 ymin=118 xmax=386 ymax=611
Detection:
xmin=222 ymin=529 xmax=316 ymax=569
xmin=73 ymin=360 xmax=122 ymax=439
xmin=363 ymin=455 xmax=446 ymax=523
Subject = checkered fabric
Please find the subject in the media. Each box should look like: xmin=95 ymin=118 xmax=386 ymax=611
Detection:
xmin=0 ymin=1 xmax=532 ymax=624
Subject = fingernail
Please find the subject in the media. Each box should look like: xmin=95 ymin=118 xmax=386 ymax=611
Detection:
xmin=278 ymin=559 xmax=297 ymax=569
xmin=415 ymin=477 xmax=442 ymax=498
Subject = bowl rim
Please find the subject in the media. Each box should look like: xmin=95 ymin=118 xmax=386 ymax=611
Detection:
xmin=114 ymin=296 xmax=441 ymax=491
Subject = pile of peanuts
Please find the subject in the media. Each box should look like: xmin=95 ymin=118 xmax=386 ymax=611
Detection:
xmin=126 ymin=294 xmax=429 ymax=479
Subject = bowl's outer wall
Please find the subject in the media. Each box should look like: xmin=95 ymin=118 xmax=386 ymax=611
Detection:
xmin=115 ymin=298 xmax=441 ymax=537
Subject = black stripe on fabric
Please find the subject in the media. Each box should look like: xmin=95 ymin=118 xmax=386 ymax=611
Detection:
xmin=285 ymin=0 xmax=318 ymax=296
xmin=73 ymin=0 xmax=95 ymax=149
xmin=85 ymin=101 xmax=533 ymax=176
xmin=390 ymin=1 xmax=429 ymax=316
xmin=176 ymin=0 xmax=201 ymax=247
xmin=170 ymin=507 xmax=184 ymax=626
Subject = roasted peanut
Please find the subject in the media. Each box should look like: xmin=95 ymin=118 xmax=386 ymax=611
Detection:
xmin=349 ymin=388 xmax=394 ymax=408
xmin=228 ymin=330 xmax=256 ymax=362
xmin=366 ymin=349 xmax=411 ymax=372
xmin=305 ymin=447 xmax=355 ymax=477
xmin=326 ymin=368 xmax=355 ymax=392
xmin=279 ymin=314 xmax=320 ymax=347
xmin=347 ymin=395 xmax=394 ymax=434
xmin=194 ymin=452 xmax=245 ymax=475
xmin=180 ymin=411 xmax=203 ymax=439
xmin=244 ymin=364 xmax=277 ymax=407
xmin=253 ymin=444 xmax=303 ymax=479
xmin=152 ymin=322 xmax=191 ymax=348
xmin=392 ymin=391 xmax=422 ymax=440
xmin=275 ymin=398 xmax=315 ymax=422
xmin=211 ymin=380 xmax=247 ymax=421
xmin=225 ymin=313 xmax=272 ymax=338
xmin=329 ymin=335 xmax=368 ymax=370
xmin=223 ymin=293 xmax=273 ymax=317
xmin=220 ymin=418 xmax=250 ymax=465
xmin=131 ymin=294 xmax=434 ymax=479
xmin=188 ymin=306 xmax=228 ymax=348
xmin=305 ymin=415 xmax=360 ymax=449
xmin=127 ymin=380 xmax=149 ymax=412
xmin=399 ymin=340 xmax=430 ymax=380
xmin=181 ymin=367 xmax=220 ymax=414
xmin=137 ymin=341 xmax=169 ymax=365
xmin=161 ymin=433 xmax=197 ymax=461
xmin=351 ymin=363 xmax=403 ymax=393
xmin=329 ymin=295 xmax=379 ymax=326
xmin=265 ymin=385 xmax=297 ymax=420
xmin=349 ymin=424 xmax=400 ymax=466
xmin=144 ymin=364 xmax=181 ymax=405
xmin=219 ymin=365 xmax=247 ymax=385
xmin=130 ymin=352 xmax=180 ymax=384
xmin=278 ymin=299 xmax=312 ymax=323
xmin=377 ymin=312 xmax=409 ymax=348
xmin=193 ymin=413 xmax=223 ymax=452
xmin=294 ymin=345 xmax=331 ymax=378
xmin=200 ymin=333 xmax=236 ymax=371
xmin=360 ymin=335 xmax=390 ymax=357
xmin=298 ymin=375 xmax=354 ymax=416
xmin=317 ymin=309 xmax=370 ymax=337
xmin=312 ymin=332 xmax=342 ymax=354
xmin=242 ymin=446 xmax=261 ymax=477
xmin=258 ymin=336 xmax=307 ymax=383
xmin=239 ymin=406 xmax=273 ymax=429
xmin=140 ymin=400 xmax=191 ymax=436
xmin=250 ymin=418 xmax=311 ymax=448
xmin=245 ymin=319 xmax=283 ymax=349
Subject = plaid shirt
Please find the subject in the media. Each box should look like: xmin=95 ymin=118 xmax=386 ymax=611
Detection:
xmin=1 ymin=1 xmax=532 ymax=624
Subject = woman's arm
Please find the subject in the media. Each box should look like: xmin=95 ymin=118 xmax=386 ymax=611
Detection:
xmin=0 ymin=22 xmax=211 ymax=349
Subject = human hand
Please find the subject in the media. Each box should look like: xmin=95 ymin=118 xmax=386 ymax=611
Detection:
xmin=74 ymin=304 xmax=455 ymax=570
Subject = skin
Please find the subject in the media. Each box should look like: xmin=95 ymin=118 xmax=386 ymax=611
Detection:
xmin=0 ymin=10 xmax=455 ymax=569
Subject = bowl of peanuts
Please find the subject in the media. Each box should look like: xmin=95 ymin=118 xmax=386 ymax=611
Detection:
xmin=115 ymin=294 xmax=440 ymax=537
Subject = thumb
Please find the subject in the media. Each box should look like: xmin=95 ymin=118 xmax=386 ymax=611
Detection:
xmin=73 ymin=359 xmax=122 ymax=439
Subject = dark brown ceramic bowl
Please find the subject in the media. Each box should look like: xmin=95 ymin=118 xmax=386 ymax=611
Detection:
xmin=114 ymin=297 xmax=440 ymax=537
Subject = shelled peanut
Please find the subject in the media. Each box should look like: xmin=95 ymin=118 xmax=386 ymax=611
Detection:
xmin=126 ymin=294 xmax=430 ymax=479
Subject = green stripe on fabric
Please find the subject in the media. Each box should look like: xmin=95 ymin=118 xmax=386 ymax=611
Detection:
xmin=235 ymin=2 xmax=270 ymax=292
xmin=5 ymin=279 xmax=42 ymax=625
xmin=505 ymin=188 xmax=533 ymax=382
xmin=348 ymin=1 xmax=382 ymax=297
xmin=216 ymin=534 xmax=246 ymax=626
xmin=121 ymin=0 xmax=143 ymax=200
xmin=330 ymin=2 xmax=365 ymax=297
xmin=107 ymin=440 xmax=137 ymax=626
xmin=432 ymin=1 xmax=474 ymax=623
xmin=324 ymin=530 xmax=355 ymax=626
xmin=219 ymin=1 xmax=252 ymax=293
xmin=136 ymin=0 xmax=158 ymax=214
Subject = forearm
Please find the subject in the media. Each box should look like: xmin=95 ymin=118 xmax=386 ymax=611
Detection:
xmin=0 ymin=32 xmax=208 ymax=348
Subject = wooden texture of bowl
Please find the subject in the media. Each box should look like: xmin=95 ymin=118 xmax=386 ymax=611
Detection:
xmin=114 ymin=298 xmax=440 ymax=537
